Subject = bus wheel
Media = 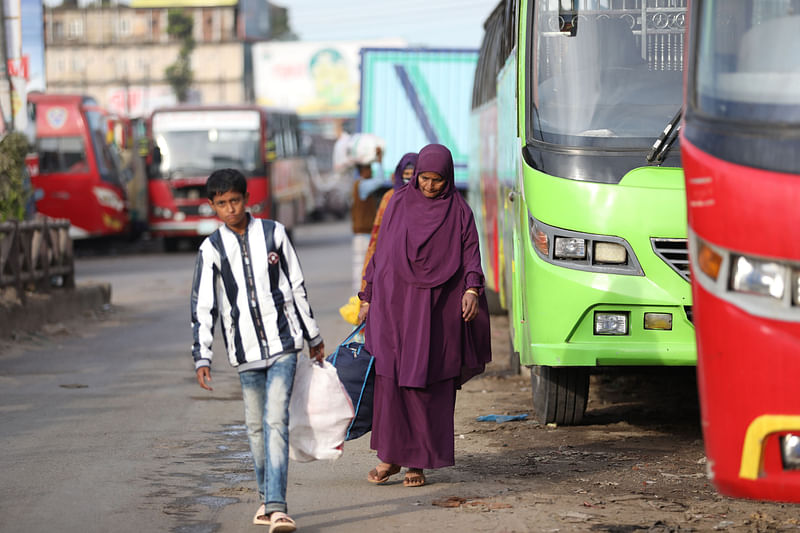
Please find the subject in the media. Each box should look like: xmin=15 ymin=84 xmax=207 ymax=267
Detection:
xmin=530 ymin=365 xmax=589 ymax=425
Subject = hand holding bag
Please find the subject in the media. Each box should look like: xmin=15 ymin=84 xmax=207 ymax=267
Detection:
xmin=288 ymin=355 xmax=355 ymax=462
xmin=326 ymin=323 xmax=375 ymax=441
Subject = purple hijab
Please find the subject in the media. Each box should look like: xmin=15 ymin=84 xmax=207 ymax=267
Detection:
xmin=384 ymin=144 xmax=463 ymax=288
xmin=392 ymin=152 xmax=418 ymax=190
xmin=362 ymin=144 xmax=492 ymax=388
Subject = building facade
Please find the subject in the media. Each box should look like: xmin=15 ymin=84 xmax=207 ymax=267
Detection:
xmin=43 ymin=3 xmax=281 ymax=118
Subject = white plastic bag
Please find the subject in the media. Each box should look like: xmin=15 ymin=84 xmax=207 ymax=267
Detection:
xmin=289 ymin=356 xmax=355 ymax=462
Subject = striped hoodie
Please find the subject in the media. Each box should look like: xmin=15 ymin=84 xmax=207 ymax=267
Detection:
xmin=191 ymin=215 xmax=322 ymax=372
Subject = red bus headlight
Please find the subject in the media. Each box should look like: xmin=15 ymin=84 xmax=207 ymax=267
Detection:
xmin=730 ymin=255 xmax=786 ymax=300
xmin=794 ymin=270 xmax=800 ymax=306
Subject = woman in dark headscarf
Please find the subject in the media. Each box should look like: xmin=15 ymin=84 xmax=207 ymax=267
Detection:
xmin=359 ymin=152 xmax=418 ymax=294
xmin=358 ymin=144 xmax=491 ymax=487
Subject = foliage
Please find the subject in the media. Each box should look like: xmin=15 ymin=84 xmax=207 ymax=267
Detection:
xmin=269 ymin=5 xmax=293 ymax=40
xmin=0 ymin=132 xmax=32 ymax=222
xmin=165 ymin=9 xmax=195 ymax=103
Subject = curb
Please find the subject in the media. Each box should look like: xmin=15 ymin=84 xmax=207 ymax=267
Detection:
xmin=0 ymin=283 xmax=112 ymax=339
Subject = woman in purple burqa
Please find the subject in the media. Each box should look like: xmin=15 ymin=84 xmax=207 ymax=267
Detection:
xmin=358 ymin=143 xmax=492 ymax=487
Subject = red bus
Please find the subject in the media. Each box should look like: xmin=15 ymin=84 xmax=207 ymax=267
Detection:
xmin=28 ymin=93 xmax=130 ymax=239
xmin=146 ymin=105 xmax=312 ymax=250
xmin=682 ymin=1 xmax=800 ymax=502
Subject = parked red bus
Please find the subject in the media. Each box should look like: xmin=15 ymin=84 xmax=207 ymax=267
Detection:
xmin=28 ymin=93 xmax=130 ymax=239
xmin=146 ymin=105 xmax=312 ymax=250
xmin=682 ymin=0 xmax=800 ymax=503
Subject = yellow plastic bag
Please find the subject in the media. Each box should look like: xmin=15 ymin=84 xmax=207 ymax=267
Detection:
xmin=339 ymin=296 xmax=362 ymax=325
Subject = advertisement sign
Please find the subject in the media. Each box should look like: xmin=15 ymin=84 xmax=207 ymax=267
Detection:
xmin=105 ymin=85 xmax=178 ymax=118
xmin=252 ymin=39 xmax=405 ymax=118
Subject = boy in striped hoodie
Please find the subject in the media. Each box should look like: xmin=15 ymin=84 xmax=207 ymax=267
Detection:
xmin=191 ymin=168 xmax=324 ymax=532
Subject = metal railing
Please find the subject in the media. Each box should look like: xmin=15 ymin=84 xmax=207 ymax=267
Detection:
xmin=0 ymin=218 xmax=75 ymax=304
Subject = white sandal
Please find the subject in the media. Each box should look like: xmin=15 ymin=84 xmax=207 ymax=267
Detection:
xmin=268 ymin=511 xmax=297 ymax=533
xmin=253 ymin=504 xmax=270 ymax=526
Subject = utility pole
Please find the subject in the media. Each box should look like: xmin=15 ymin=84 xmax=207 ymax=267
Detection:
xmin=0 ymin=0 xmax=15 ymax=130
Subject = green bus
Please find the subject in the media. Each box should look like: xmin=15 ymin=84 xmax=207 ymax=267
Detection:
xmin=469 ymin=0 xmax=694 ymax=424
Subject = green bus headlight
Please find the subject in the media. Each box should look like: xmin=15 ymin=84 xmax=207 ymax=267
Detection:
xmin=554 ymin=237 xmax=586 ymax=259
xmin=594 ymin=312 xmax=628 ymax=335
xmin=730 ymin=255 xmax=786 ymax=299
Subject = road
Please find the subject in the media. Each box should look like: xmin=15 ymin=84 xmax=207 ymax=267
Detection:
xmin=2 ymin=220 xmax=798 ymax=533
xmin=0 ymin=220 xmax=379 ymax=533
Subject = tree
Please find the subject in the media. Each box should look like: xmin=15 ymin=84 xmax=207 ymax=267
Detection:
xmin=0 ymin=132 xmax=32 ymax=222
xmin=165 ymin=9 xmax=195 ymax=102
xmin=269 ymin=4 xmax=298 ymax=40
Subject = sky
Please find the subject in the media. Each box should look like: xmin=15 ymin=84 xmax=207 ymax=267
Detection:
xmin=283 ymin=0 xmax=499 ymax=49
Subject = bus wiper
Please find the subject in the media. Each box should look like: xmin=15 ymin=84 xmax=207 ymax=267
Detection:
xmin=646 ymin=109 xmax=682 ymax=165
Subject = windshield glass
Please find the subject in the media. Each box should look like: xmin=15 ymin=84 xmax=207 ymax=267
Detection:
xmin=695 ymin=0 xmax=800 ymax=124
xmin=37 ymin=136 xmax=88 ymax=174
xmin=530 ymin=0 xmax=686 ymax=148
xmin=152 ymin=110 xmax=262 ymax=178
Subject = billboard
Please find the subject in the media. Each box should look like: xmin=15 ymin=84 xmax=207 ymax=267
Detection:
xmin=252 ymin=39 xmax=405 ymax=118
xmin=358 ymin=48 xmax=479 ymax=185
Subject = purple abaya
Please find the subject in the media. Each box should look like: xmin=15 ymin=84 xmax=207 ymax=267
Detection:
xmin=360 ymin=143 xmax=492 ymax=470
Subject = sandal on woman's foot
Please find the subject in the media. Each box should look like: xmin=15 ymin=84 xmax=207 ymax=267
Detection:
xmin=403 ymin=469 xmax=426 ymax=487
xmin=268 ymin=511 xmax=296 ymax=533
xmin=367 ymin=462 xmax=401 ymax=484
xmin=253 ymin=504 xmax=269 ymax=526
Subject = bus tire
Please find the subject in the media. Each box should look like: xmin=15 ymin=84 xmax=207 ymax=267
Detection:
xmin=530 ymin=365 xmax=589 ymax=425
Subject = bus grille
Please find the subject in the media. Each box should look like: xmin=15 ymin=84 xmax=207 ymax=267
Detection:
xmin=651 ymin=238 xmax=690 ymax=282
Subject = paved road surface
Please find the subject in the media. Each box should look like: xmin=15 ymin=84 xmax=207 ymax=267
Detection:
xmin=2 ymin=221 xmax=484 ymax=533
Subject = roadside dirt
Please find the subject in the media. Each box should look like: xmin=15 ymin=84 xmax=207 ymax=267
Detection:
xmin=448 ymin=314 xmax=800 ymax=532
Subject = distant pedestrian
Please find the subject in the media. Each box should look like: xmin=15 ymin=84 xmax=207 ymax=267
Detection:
xmin=191 ymin=168 xmax=325 ymax=532
xmin=358 ymin=144 xmax=492 ymax=487
xmin=346 ymin=134 xmax=385 ymax=293
xmin=358 ymin=152 xmax=418 ymax=295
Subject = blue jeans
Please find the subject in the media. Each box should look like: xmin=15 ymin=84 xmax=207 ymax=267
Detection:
xmin=239 ymin=352 xmax=297 ymax=515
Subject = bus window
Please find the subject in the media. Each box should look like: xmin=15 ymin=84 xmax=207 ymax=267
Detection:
xmin=37 ymin=136 xmax=88 ymax=174
xmin=155 ymin=127 xmax=261 ymax=177
xmin=533 ymin=5 xmax=684 ymax=149
xmin=696 ymin=2 xmax=800 ymax=124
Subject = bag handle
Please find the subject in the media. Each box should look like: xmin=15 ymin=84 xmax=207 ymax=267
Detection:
xmin=340 ymin=322 xmax=365 ymax=346
xmin=327 ymin=322 xmax=365 ymax=366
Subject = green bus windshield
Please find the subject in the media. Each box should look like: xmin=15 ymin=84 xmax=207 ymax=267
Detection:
xmin=530 ymin=1 xmax=685 ymax=149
